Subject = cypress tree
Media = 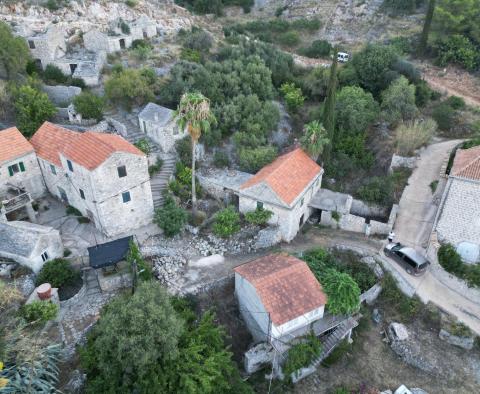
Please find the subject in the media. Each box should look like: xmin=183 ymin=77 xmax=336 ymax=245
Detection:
xmin=418 ymin=0 xmax=436 ymax=56
xmin=322 ymin=47 xmax=339 ymax=164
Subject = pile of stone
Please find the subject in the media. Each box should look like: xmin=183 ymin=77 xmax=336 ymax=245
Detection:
xmin=153 ymin=255 xmax=188 ymax=286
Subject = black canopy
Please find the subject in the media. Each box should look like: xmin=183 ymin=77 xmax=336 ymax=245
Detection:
xmin=88 ymin=236 xmax=132 ymax=269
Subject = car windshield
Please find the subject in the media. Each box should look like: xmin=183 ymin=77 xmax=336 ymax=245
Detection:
xmin=391 ymin=244 xmax=402 ymax=252
xmin=418 ymin=262 xmax=428 ymax=270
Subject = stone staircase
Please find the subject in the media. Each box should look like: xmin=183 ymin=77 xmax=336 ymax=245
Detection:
xmin=84 ymin=268 xmax=101 ymax=297
xmin=150 ymin=154 xmax=176 ymax=209
xmin=106 ymin=112 xmax=159 ymax=151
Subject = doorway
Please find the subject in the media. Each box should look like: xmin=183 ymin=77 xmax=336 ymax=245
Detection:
xmin=58 ymin=187 xmax=69 ymax=204
xmin=119 ymin=39 xmax=126 ymax=49
xmin=69 ymin=64 xmax=78 ymax=74
xmin=299 ymin=214 xmax=304 ymax=227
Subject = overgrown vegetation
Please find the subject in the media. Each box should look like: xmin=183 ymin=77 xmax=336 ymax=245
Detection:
xmin=80 ymin=281 xmax=252 ymax=393
xmin=380 ymin=274 xmax=422 ymax=321
xmin=36 ymin=258 xmax=79 ymax=288
xmin=126 ymin=240 xmax=153 ymax=281
xmin=176 ymin=0 xmax=254 ymax=15
xmin=438 ymin=244 xmax=480 ymax=288
xmin=73 ymin=92 xmax=105 ymax=121
xmin=213 ymin=206 xmax=241 ymax=238
xmin=21 ymin=301 xmax=58 ymax=323
xmin=283 ymin=333 xmax=322 ymax=377
xmin=395 ymin=118 xmax=437 ymax=155
xmin=154 ymin=196 xmax=188 ymax=237
xmin=244 ymin=207 xmax=273 ymax=226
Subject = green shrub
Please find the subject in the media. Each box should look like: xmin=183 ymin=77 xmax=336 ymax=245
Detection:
xmin=70 ymin=77 xmax=87 ymax=89
xmin=213 ymin=151 xmax=229 ymax=168
xmin=432 ymin=102 xmax=456 ymax=131
xmin=445 ymin=95 xmax=466 ymax=110
xmin=21 ymin=301 xmax=59 ymax=322
xmin=132 ymin=45 xmax=152 ymax=60
xmin=321 ymin=339 xmax=350 ymax=367
xmin=414 ymin=80 xmax=434 ymax=107
xmin=299 ymin=40 xmax=332 ymax=58
xmin=435 ymin=34 xmax=479 ymax=71
xmin=183 ymin=28 xmax=213 ymax=52
xmin=180 ymin=48 xmax=201 ymax=63
xmin=134 ymin=138 xmax=151 ymax=154
xmin=36 ymin=258 xmax=78 ymax=288
xmin=148 ymin=158 xmax=164 ymax=176
xmin=283 ymin=333 xmax=322 ymax=377
xmin=280 ymin=82 xmax=305 ymax=112
xmin=73 ymin=92 xmax=105 ymax=121
xmin=278 ymin=31 xmax=300 ymax=47
xmin=381 ymin=76 xmax=418 ymax=125
xmin=356 ymin=176 xmax=394 ymax=206
xmin=244 ymin=207 xmax=273 ymax=225
xmin=126 ymin=240 xmax=153 ymax=281
xmin=154 ymin=196 xmax=188 ymax=237
xmin=125 ymin=0 xmax=138 ymax=7
xmin=66 ymin=205 xmax=82 ymax=217
xmin=382 ymin=0 xmax=416 ymax=15
xmin=237 ymin=146 xmax=277 ymax=173
xmin=438 ymin=244 xmax=464 ymax=273
xmin=104 ymin=68 xmax=155 ymax=108
xmin=394 ymin=118 xmax=436 ymax=156
xmin=381 ymin=274 xmax=421 ymax=320
xmin=43 ymin=64 xmax=68 ymax=84
xmin=321 ymin=268 xmax=360 ymax=315
xmin=213 ymin=206 xmax=240 ymax=238
xmin=175 ymin=136 xmax=192 ymax=166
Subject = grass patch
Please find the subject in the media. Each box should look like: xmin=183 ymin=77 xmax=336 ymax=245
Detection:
xmin=429 ymin=180 xmax=439 ymax=193
xmin=380 ymin=273 xmax=422 ymax=322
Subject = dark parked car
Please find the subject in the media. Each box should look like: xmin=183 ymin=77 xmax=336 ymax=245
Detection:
xmin=384 ymin=243 xmax=430 ymax=276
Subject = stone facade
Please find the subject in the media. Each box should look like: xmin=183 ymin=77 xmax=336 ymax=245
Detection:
xmin=42 ymin=85 xmax=82 ymax=106
xmin=38 ymin=151 xmax=153 ymax=237
xmin=138 ymin=103 xmax=186 ymax=153
xmin=0 ymin=220 xmax=63 ymax=273
xmin=0 ymin=151 xmax=46 ymax=200
xmin=27 ymin=24 xmax=66 ymax=70
xmin=239 ymin=175 xmax=322 ymax=242
xmin=436 ymin=177 xmax=480 ymax=251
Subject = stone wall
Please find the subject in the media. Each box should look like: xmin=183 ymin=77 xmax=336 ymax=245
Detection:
xmin=42 ymin=85 xmax=82 ymax=106
xmin=98 ymin=270 xmax=132 ymax=292
xmin=389 ymin=154 xmax=417 ymax=173
xmin=350 ymin=198 xmax=389 ymax=219
xmin=436 ymin=178 xmax=480 ymax=247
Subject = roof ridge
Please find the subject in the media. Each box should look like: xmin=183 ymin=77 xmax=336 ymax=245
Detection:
xmin=452 ymin=147 xmax=480 ymax=176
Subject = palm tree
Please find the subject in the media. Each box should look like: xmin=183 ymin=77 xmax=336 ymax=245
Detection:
xmin=174 ymin=92 xmax=216 ymax=217
xmin=300 ymin=120 xmax=329 ymax=162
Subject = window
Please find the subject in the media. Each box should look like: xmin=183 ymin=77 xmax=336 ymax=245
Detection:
xmin=79 ymin=189 xmax=85 ymax=200
xmin=122 ymin=191 xmax=131 ymax=203
xmin=50 ymin=164 xmax=57 ymax=175
xmin=7 ymin=162 xmax=24 ymax=176
xmin=28 ymin=40 xmax=35 ymax=49
xmin=67 ymin=159 xmax=73 ymax=172
xmin=41 ymin=251 xmax=49 ymax=262
xmin=256 ymin=201 xmax=263 ymax=210
xmin=117 ymin=165 xmax=127 ymax=178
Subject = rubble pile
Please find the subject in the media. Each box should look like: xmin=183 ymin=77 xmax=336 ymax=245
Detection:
xmin=153 ymin=254 xmax=188 ymax=286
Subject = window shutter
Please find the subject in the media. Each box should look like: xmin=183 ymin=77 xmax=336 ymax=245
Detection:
xmin=19 ymin=162 xmax=26 ymax=172
xmin=8 ymin=166 xmax=14 ymax=176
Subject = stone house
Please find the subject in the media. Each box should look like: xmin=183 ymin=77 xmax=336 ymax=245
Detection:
xmin=435 ymin=146 xmax=480 ymax=262
xmin=30 ymin=122 xmax=154 ymax=237
xmin=234 ymin=253 xmax=327 ymax=343
xmin=138 ymin=103 xmax=186 ymax=153
xmin=0 ymin=221 xmax=63 ymax=273
xmin=26 ymin=25 xmax=66 ymax=71
xmin=53 ymin=50 xmax=107 ymax=87
xmin=238 ymin=148 xmax=323 ymax=242
xmin=130 ymin=16 xmax=159 ymax=40
xmin=0 ymin=127 xmax=46 ymax=199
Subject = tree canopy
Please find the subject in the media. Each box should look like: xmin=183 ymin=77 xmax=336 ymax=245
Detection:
xmin=0 ymin=22 xmax=30 ymax=79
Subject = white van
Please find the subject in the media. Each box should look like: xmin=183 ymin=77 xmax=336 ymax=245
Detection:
xmin=337 ymin=52 xmax=349 ymax=63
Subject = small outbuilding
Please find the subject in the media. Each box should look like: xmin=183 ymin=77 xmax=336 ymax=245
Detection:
xmin=234 ymin=253 xmax=327 ymax=343
xmin=0 ymin=221 xmax=63 ymax=273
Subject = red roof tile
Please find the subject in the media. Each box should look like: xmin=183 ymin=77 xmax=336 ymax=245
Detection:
xmin=234 ymin=254 xmax=327 ymax=326
xmin=239 ymin=148 xmax=322 ymax=205
xmin=451 ymin=146 xmax=480 ymax=181
xmin=0 ymin=127 xmax=34 ymax=164
xmin=30 ymin=122 xmax=144 ymax=170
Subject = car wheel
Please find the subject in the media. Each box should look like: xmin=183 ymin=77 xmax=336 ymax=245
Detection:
xmin=406 ymin=268 xmax=412 ymax=275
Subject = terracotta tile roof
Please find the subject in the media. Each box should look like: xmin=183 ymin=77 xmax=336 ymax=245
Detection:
xmin=0 ymin=127 xmax=34 ymax=164
xmin=234 ymin=254 xmax=327 ymax=326
xmin=451 ymin=146 xmax=480 ymax=181
xmin=30 ymin=122 xmax=144 ymax=170
xmin=239 ymin=148 xmax=322 ymax=205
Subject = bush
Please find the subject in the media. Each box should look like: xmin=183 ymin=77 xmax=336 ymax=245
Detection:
xmin=280 ymin=82 xmax=305 ymax=112
xmin=237 ymin=146 xmax=277 ymax=173
xmin=180 ymin=48 xmax=201 ymax=63
xmin=414 ymin=80 xmax=434 ymax=107
xmin=278 ymin=31 xmax=300 ymax=46
xmin=299 ymin=40 xmax=332 ymax=58
xmin=213 ymin=206 xmax=240 ymax=238
xmin=382 ymin=0 xmax=416 ymax=15
xmin=21 ymin=301 xmax=58 ymax=323
xmin=104 ymin=68 xmax=155 ymax=108
xmin=73 ymin=92 xmax=104 ymax=121
xmin=36 ymin=258 xmax=78 ymax=288
xmin=434 ymin=34 xmax=479 ymax=71
xmin=175 ymin=136 xmax=192 ymax=166
xmin=70 ymin=77 xmax=87 ymax=89
xmin=126 ymin=240 xmax=153 ymax=281
xmin=244 ymin=207 xmax=273 ymax=226
xmin=321 ymin=268 xmax=361 ymax=315
xmin=43 ymin=64 xmax=68 ymax=84
xmin=134 ymin=138 xmax=151 ymax=154
xmin=381 ymin=274 xmax=421 ymax=320
xmin=66 ymin=205 xmax=82 ymax=217
xmin=125 ymin=0 xmax=138 ymax=7
xmin=183 ymin=28 xmax=213 ymax=53
xmin=154 ymin=196 xmax=188 ymax=237
xmin=321 ymin=339 xmax=350 ymax=367
xmin=356 ymin=176 xmax=394 ymax=206
xmin=438 ymin=244 xmax=464 ymax=273
xmin=148 ymin=158 xmax=163 ymax=176
xmin=394 ymin=118 xmax=436 ymax=155
xmin=381 ymin=76 xmax=418 ymax=125
xmin=445 ymin=95 xmax=466 ymax=110
xmin=213 ymin=151 xmax=229 ymax=168
xmin=283 ymin=333 xmax=322 ymax=377
xmin=432 ymin=102 xmax=456 ymax=131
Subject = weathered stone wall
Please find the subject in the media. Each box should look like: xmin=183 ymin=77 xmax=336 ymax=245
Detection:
xmin=350 ymin=198 xmax=389 ymax=219
xmin=0 ymin=151 xmax=46 ymax=199
xmin=98 ymin=270 xmax=132 ymax=292
xmin=140 ymin=117 xmax=187 ymax=153
xmin=42 ymin=85 xmax=82 ymax=106
xmin=436 ymin=177 xmax=480 ymax=247
xmin=338 ymin=213 xmax=366 ymax=233
xmin=389 ymin=153 xmax=417 ymax=173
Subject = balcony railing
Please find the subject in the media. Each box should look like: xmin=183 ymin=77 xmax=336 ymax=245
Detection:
xmin=2 ymin=192 xmax=31 ymax=213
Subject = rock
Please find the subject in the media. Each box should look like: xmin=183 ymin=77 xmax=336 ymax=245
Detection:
xmin=389 ymin=322 xmax=409 ymax=341
xmin=439 ymin=329 xmax=474 ymax=350
xmin=64 ymin=370 xmax=86 ymax=393
xmin=254 ymin=226 xmax=282 ymax=249
xmin=0 ymin=263 xmax=16 ymax=278
xmin=372 ymin=308 xmax=382 ymax=324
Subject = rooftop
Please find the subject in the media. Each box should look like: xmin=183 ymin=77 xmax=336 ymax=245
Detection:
xmin=234 ymin=253 xmax=327 ymax=326
xmin=451 ymin=145 xmax=480 ymax=181
xmin=31 ymin=122 xmax=144 ymax=170
xmin=240 ymin=148 xmax=322 ymax=206
xmin=138 ymin=102 xmax=174 ymax=126
xmin=0 ymin=127 xmax=34 ymax=165
xmin=309 ymin=188 xmax=352 ymax=214
xmin=0 ymin=221 xmax=58 ymax=258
